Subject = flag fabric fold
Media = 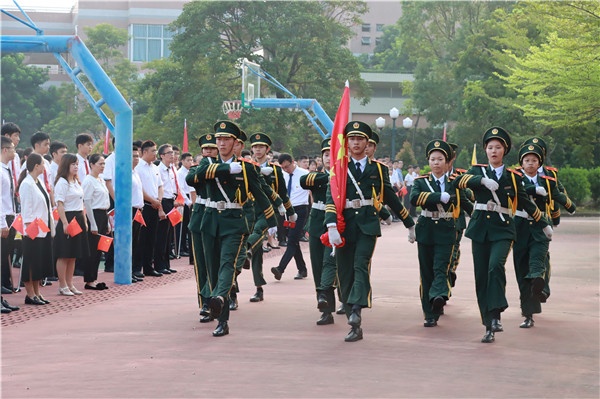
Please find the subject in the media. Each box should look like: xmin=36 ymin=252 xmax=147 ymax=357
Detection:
xmin=442 ymin=122 xmax=447 ymax=142
xmin=52 ymin=208 xmax=59 ymax=221
xmin=97 ymin=234 xmax=114 ymax=252
xmin=35 ymin=218 xmax=50 ymax=233
xmin=167 ymin=207 xmax=183 ymax=226
xmin=133 ymin=209 xmax=146 ymax=226
xmin=10 ymin=214 xmax=24 ymax=235
xmin=471 ymin=144 xmax=478 ymax=166
xmin=103 ymin=126 xmax=111 ymax=155
xmin=25 ymin=221 xmax=39 ymax=238
xmin=66 ymin=217 xmax=83 ymax=237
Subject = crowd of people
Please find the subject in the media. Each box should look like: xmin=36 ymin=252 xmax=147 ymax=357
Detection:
xmin=0 ymin=120 xmax=575 ymax=344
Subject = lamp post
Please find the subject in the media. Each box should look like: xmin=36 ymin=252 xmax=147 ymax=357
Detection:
xmin=389 ymin=107 xmax=399 ymax=159
xmin=375 ymin=116 xmax=385 ymax=151
xmin=404 ymin=116 xmax=413 ymax=151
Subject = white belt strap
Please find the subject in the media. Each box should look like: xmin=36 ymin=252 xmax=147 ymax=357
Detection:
xmin=481 ymin=166 xmax=505 ymax=221
xmin=474 ymin=202 xmax=512 ymax=216
xmin=206 ymin=201 xmax=242 ymax=210
xmin=514 ymin=209 xmax=531 ymax=219
xmin=208 ymin=158 xmax=235 ymax=206
xmin=421 ymin=210 xmax=453 ymax=219
xmin=311 ymin=202 xmax=326 ymax=211
xmin=344 ymin=199 xmax=373 ymax=209
xmin=195 ymin=197 xmax=206 ymax=205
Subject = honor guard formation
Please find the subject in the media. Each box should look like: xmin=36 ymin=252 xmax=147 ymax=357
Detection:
xmin=1 ymin=121 xmax=575 ymax=343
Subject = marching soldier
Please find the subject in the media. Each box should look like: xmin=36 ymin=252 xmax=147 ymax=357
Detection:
xmin=411 ymin=140 xmax=469 ymax=327
xmin=299 ymin=138 xmax=337 ymax=326
xmin=455 ymin=127 xmax=551 ymax=343
xmin=186 ymin=134 xmax=217 ymax=323
xmin=193 ymin=121 xmax=277 ymax=337
xmin=513 ymin=143 xmax=575 ymax=328
xmin=325 ymin=121 xmax=415 ymax=342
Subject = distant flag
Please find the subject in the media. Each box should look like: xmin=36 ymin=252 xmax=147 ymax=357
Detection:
xmin=471 ymin=144 xmax=478 ymax=166
xmin=182 ymin=119 xmax=189 ymax=153
xmin=104 ymin=126 xmax=111 ymax=155
xmin=442 ymin=122 xmax=447 ymax=142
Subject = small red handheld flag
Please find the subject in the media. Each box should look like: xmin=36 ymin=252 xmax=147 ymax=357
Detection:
xmin=133 ymin=209 xmax=146 ymax=226
xmin=52 ymin=208 xmax=59 ymax=221
xmin=167 ymin=207 xmax=183 ymax=226
xmin=66 ymin=217 xmax=83 ymax=237
xmin=10 ymin=214 xmax=24 ymax=235
xmin=25 ymin=221 xmax=39 ymax=239
xmin=97 ymin=234 xmax=114 ymax=252
xmin=35 ymin=218 xmax=50 ymax=233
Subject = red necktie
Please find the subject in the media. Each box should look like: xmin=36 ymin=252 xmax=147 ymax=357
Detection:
xmin=85 ymin=160 xmax=90 ymax=175
xmin=171 ymin=166 xmax=181 ymax=199
xmin=42 ymin=166 xmax=52 ymax=193
xmin=11 ymin=159 xmax=18 ymax=198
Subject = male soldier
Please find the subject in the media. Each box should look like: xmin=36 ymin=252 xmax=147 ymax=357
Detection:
xmin=186 ymin=134 xmax=218 ymax=323
xmin=325 ymin=121 xmax=415 ymax=342
xmin=247 ymin=132 xmax=295 ymax=303
xmin=299 ymin=139 xmax=337 ymax=325
xmin=193 ymin=121 xmax=277 ymax=337
xmin=521 ymin=136 xmax=575 ymax=303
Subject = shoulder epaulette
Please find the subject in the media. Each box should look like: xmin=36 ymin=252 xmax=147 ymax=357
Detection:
xmin=546 ymin=166 xmax=558 ymax=172
xmin=507 ymin=168 xmax=522 ymax=177
xmin=455 ymin=168 xmax=467 ymax=173
xmin=372 ymin=159 xmax=386 ymax=165
xmin=473 ymin=164 xmax=488 ymax=167
xmin=541 ymin=175 xmax=556 ymax=182
xmin=414 ymin=175 xmax=429 ymax=180
xmin=239 ymin=158 xmax=259 ymax=166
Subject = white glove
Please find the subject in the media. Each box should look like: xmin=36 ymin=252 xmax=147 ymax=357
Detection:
xmin=440 ymin=192 xmax=450 ymax=204
xmin=261 ymin=166 xmax=274 ymax=176
xmin=277 ymin=204 xmax=286 ymax=216
xmin=543 ymin=225 xmax=553 ymax=240
xmin=229 ymin=162 xmax=242 ymax=174
xmin=535 ymin=186 xmax=548 ymax=197
xmin=481 ymin=177 xmax=499 ymax=191
xmin=328 ymin=226 xmax=343 ymax=246
xmin=383 ymin=216 xmax=393 ymax=225
xmin=408 ymin=226 xmax=416 ymax=244
xmin=289 ymin=213 xmax=298 ymax=223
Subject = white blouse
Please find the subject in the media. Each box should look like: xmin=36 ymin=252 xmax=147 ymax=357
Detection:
xmin=54 ymin=177 xmax=84 ymax=211
xmin=83 ymin=174 xmax=110 ymax=210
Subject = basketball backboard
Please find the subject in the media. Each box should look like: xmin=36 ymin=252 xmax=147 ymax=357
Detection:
xmin=239 ymin=58 xmax=261 ymax=108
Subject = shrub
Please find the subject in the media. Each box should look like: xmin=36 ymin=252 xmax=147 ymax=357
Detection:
xmin=559 ymin=168 xmax=591 ymax=204
xmin=587 ymin=167 xmax=600 ymax=205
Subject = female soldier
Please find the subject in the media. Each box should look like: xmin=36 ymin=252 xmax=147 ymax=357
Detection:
xmin=456 ymin=127 xmax=550 ymax=343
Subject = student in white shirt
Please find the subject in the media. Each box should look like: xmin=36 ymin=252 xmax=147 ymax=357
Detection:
xmin=23 ymin=132 xmax=54 ymax=207
xmin=131 ymin=145 xmax=145 ymax=282
xmin=1 ymin=137 xmax=18 ymax=304
xmin=82 ymin=154 xmax=111 ymax=290
xmin=176 ymin=152 xmax=195 ymax=259
xmin=49 ymin=141 xmax=67 ymax=190
xmin=75 ymin=133 xmax=94 ymax=184
xmin=53 ymin=154 xmax=89 ymax=296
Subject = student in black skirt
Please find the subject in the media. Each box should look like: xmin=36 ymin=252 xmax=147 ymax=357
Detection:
xmin=82 ymin=154 xmax=110 ymax=290
xmin=17 ymin=154 xmax=54 ymax=305
xmin=54 ymin=154 xmax=89 ymax=296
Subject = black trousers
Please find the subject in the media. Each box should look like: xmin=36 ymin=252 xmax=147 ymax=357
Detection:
xmin=131 ymin=207 xmax=143 ymax=274
xmin=83 ymin=209 xmax=109 ymax=283
xmin=277 ymin=205 xmax=309 ymax=273
xmin=135 ymin=203 xmax=159 ymax=274
xmin=175 ymin=204 xmax=191 ymax=254
xmin=1 ymin=215 xmax=15 ymax=289
xmin=154 ymin=198 xmax=174 ymax=271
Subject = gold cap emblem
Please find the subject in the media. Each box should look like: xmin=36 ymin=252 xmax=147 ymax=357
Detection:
xmin=492 ymin=128 xmax=498 ymax=134
xmin=532 ymin=138 xmax=539 ymax=143
xmin=219 ymin=122 xmax=226 ymax=129
xmin=206 ymin=134 xmax=212 ymax=140
xmin=528 ymin=145 xmax=534 ymax=150
xmin=434 ymin=141 xmax=440 ymax=147
xmin=255 ymin=134 xmax=261 ymax=139
xmin=353 ymin=122 xmax=360 ymax=129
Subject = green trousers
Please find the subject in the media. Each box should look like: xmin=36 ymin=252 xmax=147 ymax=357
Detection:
xmin=513 ymin=234 xmax=549 ymax=316
xmin=191 ymin=232 xmax=209 ymax=309
xmin=448 ymin=229 xmax=463 ymax=287
xmin=471 ymin=239 xmax=512 ymax=328
xmin=308 ymin=234 xmax=336 ymax=313
xmin=249 ymin=216 xmax=268 ymax=287
xmin=418 ymin=242 xmax=453 ymax=320
xmin=335 ymin=231 xmax=377 ymax=315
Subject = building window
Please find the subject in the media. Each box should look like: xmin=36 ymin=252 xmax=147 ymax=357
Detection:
xmin=131 ymin=24 xmax=175 ymax=62
xmin=375 ymin=37 xmax=382 ymax=46
xmin=376 ymin=24 xmax=384 ymax=32
xmin=362 ymin=23 xmax=371 ymax=32
xmin=361 ymin=36 xmax=371 ymax=45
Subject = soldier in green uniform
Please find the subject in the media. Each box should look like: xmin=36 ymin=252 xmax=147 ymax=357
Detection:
xmin=513 ymin=143 xmax=575 ymax=328
xmin=246 ymin=132 xmax=296 ymax=303
xmin=299 ymin=139 xmax=337 ymax=325
xmin=186 ymin=134 xmax=218 ymax=323
xmin=365 ymin=131 xmax=394 ymax=224
xmin=455 ymin=127 xmax=550 ymax=343
xmin=325 ymin=121 xmax=415 ymax=342
xmin=521 ymin=136 xmax=576 ymax=303
xmin=193 ymin=121 xmax=277 ymax=337
xmin=411 ymin=140 xmax=469 ymax=327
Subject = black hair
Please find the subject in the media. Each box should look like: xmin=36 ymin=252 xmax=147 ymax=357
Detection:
xmin=278 ymin=153 xmax=293 ymax=164
xmin=1 ymin=136 xmax=12 ymax=148
xmin=75 ymin=133 xmax=94 ymax=146
xmin=158 ymin=143 xmax=172 ymax=156
xmin=140 ymin=140 xmax=156 ymax=153
xmin=17 ymin=153 xmax=43 ymax=190
xmin=89 ymin=153 xmax=104 ymax=165
xmin=30 ymin=131 xmax=50 ymax=147
xmin=55 ymin=153 xmax=78 ymax=185
xmin=180 ymin=152 xmax=192 ymax=160
xmin=50 ymin=141 xmax=68 ymax=156
xmin=241 ymin=149 xmax=251 ymax=157
xmin=1 ymin=122 xmax=20 ymax=136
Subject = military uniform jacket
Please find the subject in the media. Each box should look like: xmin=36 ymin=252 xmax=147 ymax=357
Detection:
xmin=300 ymin=170 xmax=329 ymax=237
xmin=519 ymin=171 xmax=575 ymax=227
xmin=261 ymin=162 xmax=294 ymax=216
xmin=539 ymin=166 xmax=575 ymax=222
xmin=456 ymin=164 xmax=547 ymax=243
xmin=410 ymin=173 xmax=461 ymax=245
xmin=448 ymin=168 xmax=474 ymax=231
xmin=186 ymin=165 xmax=207 ymax=234
xmin=193 ymin=155 xmax=276 ymax=237
xmin=324 ymin=159 xmax=414 ymax=241
xmin=248 ymin=160 xmax=284 ymax=221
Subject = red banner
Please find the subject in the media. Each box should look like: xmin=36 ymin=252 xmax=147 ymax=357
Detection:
xmin=182 ymin=119 xmax=189 ymax=153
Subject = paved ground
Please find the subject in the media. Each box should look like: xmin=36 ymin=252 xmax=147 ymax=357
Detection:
xmin=1 ymin=217 xmax=598 ymax=398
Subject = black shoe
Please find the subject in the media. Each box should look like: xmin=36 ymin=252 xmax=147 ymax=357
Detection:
xmin=424 ymin=318 xmax=437 ymax=327
xmin=104 ymin=268 xmax=114 ymax=273
xmin=179 ymin=251 xmax=189 ymax=257
xmin=169 ymin=252 xmax=177 ymax=260
xmin=133 ymin=271 xmax=145 ymax=279
xmin=520 ymin=316 xmax=535 ymax=329
xmin=168 ymin=268 xmax=177 ymax=273
xmin=12 ymin=261 xmax=21 ymax=269
xmin=299 ymin=236 xmax=309 ymax=242
xmin=46 ymin=276 xmax=59 ymax=281
xmin=336 ymin=303 xmax=346 ymax=315
xmin=262 ymin=246 xmax=271 ymax=253
xmin=156 ymin=269 xmax=171 ymax=275
xmin=200 ymin=315 xmax=214 ymax=323
xmin=317 ymin=295 xmax=329 ymax=311
xmin=209 ymin=296 xmax=224 ymax=319
xmin=243 ymin=250 xmax=251 ymax=270
xmin=1 ymin=305 xmax=11 ymax=313
xmin=317 ymin=312 xmax=334 ymax=326
xmin=249 ymin=290 xmax=264 ymax=302
xmin=449 ymin=271 xmax=457 ymax=288
xmin=229 ymin=297 xmax=238 ymax=311
xmin=24 ymin=296 xmax=44 ymax=306
xmin=2 ymin=298 xmax=20 ymax=310
xmin=213 ymin=321 xmax=229 ymax=337
xmin=279 ymin=241 xmax=287 ymax=247
xmin=1 ymin=286 xmax=12 ymax=294
xmin=294 ymin=271 xmax=307 ymax=280
xmin=531 ymin=277 xmax=545 ymax=297
xmin=344 ymin=327 xmax=363 ymax=342
xmin=271 ymin=267 xmax=282 ymax=281
xmin=481 ymin=330 xmax=495 ymax=343
xmin=200 ymin=303 xmax=210 ymax=317
xmin=144 ymin=270 xmax=163 ymax=277
xmin=37 ymin=296 xmax=50 ymax=304
xmin=131 ymin=275 xmax=140 ymax=283
xmin=491 ymin=318 xmax=503 ymax=333
xmin=348 ymin=310 xmax=361 ymax=328
xmin=432 ymin=296 xmax=445 ymax=315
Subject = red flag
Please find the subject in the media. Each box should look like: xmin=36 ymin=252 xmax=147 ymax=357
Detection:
xmin=133 ymin=209 xmax=146 ymax=226
xmin=442 ymin=122 xmax=447 ymax=142
xmin=103 ymin=126 xmax=111 ymax=155
xmin=97 ymin=234 xmax=113 ymax=252
xmin=66 ymin=217 xmax=83 ymax=237
xmin=10 ymin=214 xmax=24 ymax=235
xmin=328 ymin=81 xmax=350 ymax=235
xmin=25 ymin=221 xmax=39 ymax=239
xmin=166 ymin=207 xmax=183 ymax=226
xmin=52 ymin=208 xmax=59 ymax=221
xmin=35 ymin=218 xmax=50 ymax=233
xmin=182 ymin=119 xmax=189 ymax=153
xmin=398 ymin=186 xmax=408 ymax=198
